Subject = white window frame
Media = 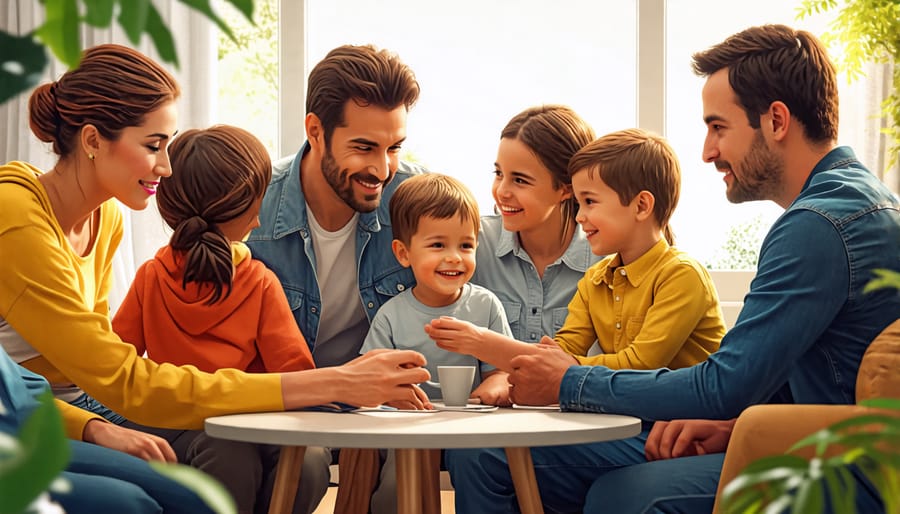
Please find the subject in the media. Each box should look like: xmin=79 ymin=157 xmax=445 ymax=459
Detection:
xmin=277 ymin=0 xmax=668 ymax=155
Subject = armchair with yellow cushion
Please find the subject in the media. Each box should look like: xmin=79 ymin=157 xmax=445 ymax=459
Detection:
xmin=713 ymin=318 xmax=900 ymax=512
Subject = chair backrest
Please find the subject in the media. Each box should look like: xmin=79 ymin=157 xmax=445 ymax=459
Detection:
xmin=708 ymin=270 xmax=755 ymax=330
xmin=856 ymin=318 xmax=900 ymax=403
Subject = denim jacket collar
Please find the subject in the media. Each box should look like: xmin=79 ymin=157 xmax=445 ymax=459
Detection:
xmin=800 ymin=146 xmax=860 ymax=193
xmin=271 ymin=141 xmax=383 ymax=240
xmin=494 ymin=225 xmax=595 ymax=273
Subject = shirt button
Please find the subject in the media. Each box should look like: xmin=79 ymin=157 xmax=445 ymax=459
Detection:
xmin=615 ymin=296 xmax=621 ymax=301
xmin=310 ymin=307 xmax=317 ymax=314
xmin=300 ymin=229 xmax=308 ymax=237
xmin=620 ymin=269 xmax=627 ymax=276
xmin=367 ymin=301 xmax=375 ymax=309
xmin=615 ymin=322 xmax=621 ymax=329
xmin=530 ymin=333 xmax=537 ymax=339
xmin=397 ymin=284 xmax=405 ymax=291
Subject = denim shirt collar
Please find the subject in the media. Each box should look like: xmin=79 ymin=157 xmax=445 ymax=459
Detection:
xmin=593 ymin=237 xmax=670 ymax=288
xmin=272 ymin=141 xmax=383 ymax=239
xmin=800 ymin=146 xmax=859 ymax=192
xmin=494 ymin=225 xmax=594 ymax=273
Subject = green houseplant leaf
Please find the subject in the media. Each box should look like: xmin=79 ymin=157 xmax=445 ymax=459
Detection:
xmin=0 ymin=32 xmax=47 ymax=105
xmin=34 ymin=0 xmax=81 ymax=68
xmin=0 ymin=0 xmax=257 ymax=102
xmin=0 ymin=391 xmax=70 ymax=514
xmin=149 ymin=462 xmax=237 ymax=514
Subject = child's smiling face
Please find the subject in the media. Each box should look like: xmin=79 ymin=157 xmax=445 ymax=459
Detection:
xmin=392 ymin=214 xmax=478 ymax=308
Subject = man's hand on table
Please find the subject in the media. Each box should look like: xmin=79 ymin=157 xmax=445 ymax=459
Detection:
xmin=508 ymin=343 xmax=573 ymax=406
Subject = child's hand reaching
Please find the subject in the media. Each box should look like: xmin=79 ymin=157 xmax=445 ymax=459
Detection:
xmin=471 ymin=371 xmax=512 ymax=406
xmin=424 ymin=316 xmax=486 ymax=356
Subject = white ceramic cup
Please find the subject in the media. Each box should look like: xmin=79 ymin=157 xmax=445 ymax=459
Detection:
xmin=425 ymin=365 xmax=476 ymax=407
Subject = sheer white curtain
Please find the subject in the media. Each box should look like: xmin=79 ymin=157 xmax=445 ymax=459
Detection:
xmin=843 ymin=61 xmax=900 ymax=192
xmin=0 ymin=1 xmax=217 ymax=312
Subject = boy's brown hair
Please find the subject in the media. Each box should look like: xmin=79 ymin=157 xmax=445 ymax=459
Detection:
xmin=389 ymin=173 xmax=480 ymax=245
xmin=568 ymin=128 xmax=680 ymax=244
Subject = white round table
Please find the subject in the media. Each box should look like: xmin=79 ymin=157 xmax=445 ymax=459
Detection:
xmin=206 ymin=408 xmax=641 ymax=514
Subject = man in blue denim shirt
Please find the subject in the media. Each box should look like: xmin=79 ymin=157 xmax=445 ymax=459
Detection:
xmin=447 ymin=24 xmax=900 ymax=513
xmin=247 ymin=45 xmax=425 ymax=369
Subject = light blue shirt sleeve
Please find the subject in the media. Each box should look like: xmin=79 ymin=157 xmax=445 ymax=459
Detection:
xmin=0 ymin=345 xmax=50 ymax=434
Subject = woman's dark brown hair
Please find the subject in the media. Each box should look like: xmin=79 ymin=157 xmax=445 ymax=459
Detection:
xmin=159 ymin=125 xmax=272 ymax=304
xmin=29 ymin=43 xmax=180 ymax=157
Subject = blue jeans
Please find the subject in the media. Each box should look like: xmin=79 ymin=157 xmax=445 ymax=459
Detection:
xmin=68 ymin=392 xmax=126 ymax=425
xmin=585 ymin=454 xmax=724 ymax=513
xmin=52 ymin=440 xmax=214 ymax=514
xmin=447 ymin=430 xmax=651 ymax=514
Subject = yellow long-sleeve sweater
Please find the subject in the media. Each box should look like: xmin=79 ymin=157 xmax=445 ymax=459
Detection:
xmin=0 ymin=161 xmax=283 ymax=430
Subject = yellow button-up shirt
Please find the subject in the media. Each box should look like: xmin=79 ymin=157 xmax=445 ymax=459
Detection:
xmin=555 ymin=238 xmax=724 ymax=369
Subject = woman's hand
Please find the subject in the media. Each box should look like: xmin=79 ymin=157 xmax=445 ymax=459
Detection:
xmin=82 ymin=419 xmax=177 ymax=462
xmin=338 ymin=349 xmax=432 ymax=408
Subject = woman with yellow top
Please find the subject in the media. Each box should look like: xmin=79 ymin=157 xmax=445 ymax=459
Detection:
xmin=0 ymin=43 xmax=428 ymax=510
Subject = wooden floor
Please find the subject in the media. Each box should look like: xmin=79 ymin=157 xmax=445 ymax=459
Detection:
xmin=311 ymin=487 xmax=456 ymax=513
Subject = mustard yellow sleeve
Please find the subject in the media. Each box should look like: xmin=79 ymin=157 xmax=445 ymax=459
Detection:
xmin=554 ymin=273 xmax=603 ymax=356
xmin=0 ymin=185 xmax=284 ymax=430
xmin=576 ymin=262 xmax=716 ymax=369
xmin=55 ymin=398 xmax=104 ymax=440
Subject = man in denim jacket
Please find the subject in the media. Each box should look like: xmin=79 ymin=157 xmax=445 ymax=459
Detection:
xmin=447 ymin=24 xmax=900 ymax=513
xmin=248 ymin=45 xmax=424 ymax=369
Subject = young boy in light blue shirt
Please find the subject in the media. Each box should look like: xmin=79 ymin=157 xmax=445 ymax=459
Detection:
xmin=355 ymin=173 xmax=514 ymax=514
xmin=361 ymin=172 xmax=513 ymax=405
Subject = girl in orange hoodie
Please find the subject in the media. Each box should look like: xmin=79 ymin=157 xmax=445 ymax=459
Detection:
xmin=112 ymin=125 xmax=328 ymax=514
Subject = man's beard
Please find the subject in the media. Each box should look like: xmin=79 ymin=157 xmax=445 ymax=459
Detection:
xmin=321 ymin=147 xmax=383 ymax=213
xmin=721 ymin=130 xmax=784 ymax=204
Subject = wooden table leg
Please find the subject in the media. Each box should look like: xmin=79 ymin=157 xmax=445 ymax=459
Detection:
xmin=334 ymin=448 xmax=381 ymax=514
xmin=268 ymin=445 xmax=306 ymax=514
xmin=421 ymin=449 xmax=442 ymax=514
xmin=395 ymin=448 xmax=422 ymax=514
xmin=505 ymin=447 xmax=544 ymax=514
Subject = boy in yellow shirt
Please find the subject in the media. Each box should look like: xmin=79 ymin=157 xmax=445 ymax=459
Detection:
xmin=426 ymin=128 xmax=724 ymax=374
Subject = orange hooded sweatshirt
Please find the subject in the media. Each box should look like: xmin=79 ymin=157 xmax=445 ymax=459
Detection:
xmin=112 ymin=243 xmax=314 ymax=374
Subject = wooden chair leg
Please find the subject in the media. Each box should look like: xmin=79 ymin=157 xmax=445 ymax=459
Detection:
xmin=269 ymin=446 xmax=306 ymax=514
xmin=334 ymin=448 xmax=381 ymax=514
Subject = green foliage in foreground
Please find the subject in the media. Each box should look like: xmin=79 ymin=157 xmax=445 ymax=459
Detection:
xmin=0 ymin=0 xmax=255 ymax=104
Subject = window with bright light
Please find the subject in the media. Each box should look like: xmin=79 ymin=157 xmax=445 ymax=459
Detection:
xmin=215 ymin=0 xmax=883 ymax=269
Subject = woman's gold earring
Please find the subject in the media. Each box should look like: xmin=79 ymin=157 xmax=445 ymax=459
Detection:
xmin=88 ymin=153 xmax=95 ymax=161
